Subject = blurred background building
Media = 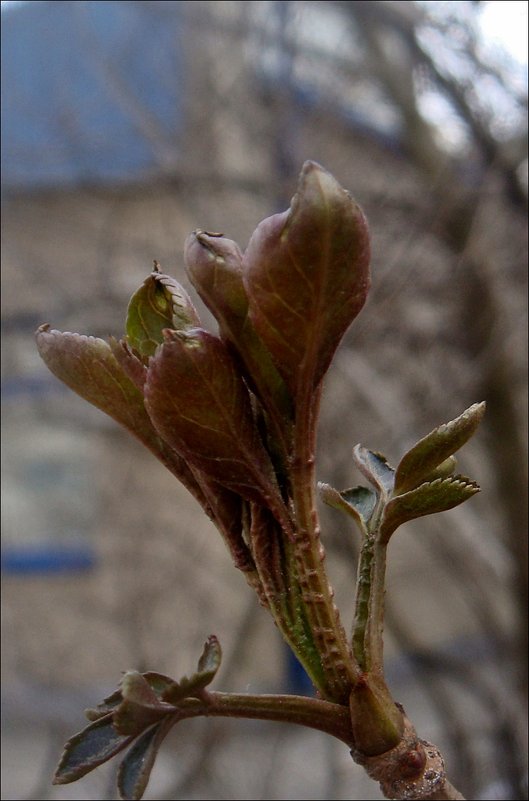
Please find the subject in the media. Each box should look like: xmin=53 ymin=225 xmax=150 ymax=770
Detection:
xmin=1 ymin=1 xmax=527 ymax=799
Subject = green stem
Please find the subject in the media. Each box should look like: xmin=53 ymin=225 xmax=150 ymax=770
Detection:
xmin=246 ymin=506 xmax=328 ymax=692
xmin=176 ymin=691 xmax=355 ymax=746
xmin=351 ymin=535 xmax=375 ymax=671
xmin=290 ymin=386 xmax=357 ymax=703
xmin=351 ymin=495 xmax=388 ymax=677
xmin=349 ymin=495 xmax=404 ymax=754
xmin=365 ymin=538 xmax=388 ymax=679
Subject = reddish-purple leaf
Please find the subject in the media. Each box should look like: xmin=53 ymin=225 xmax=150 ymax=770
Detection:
xmin=36 ymin=326 xmax=152 ymax=433
xmin=243 ymin=161 xmax=370 ymax=397
xmin=35 ymin=326 xmax=208 ymax=508
xmin=144 ymin=328 xmax=294 ymax=536
xmin=202 ymin=488 xmax=255 ymax=573
xmin=248 ymin=504 xmax=291 ymax=617
xmin=185 ymin=231 xmax=248 ymax=323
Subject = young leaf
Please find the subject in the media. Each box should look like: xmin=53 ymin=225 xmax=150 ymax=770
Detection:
xmin=204 ymin=483 xmax=259 ymax=574
xmin=319 ymin=483 xmax=377 ymax=532
xmin=35 ymin=326 xmax=209 ymax=509
xmin=53 ymin=714 xmax=133 ymax=785
xmin=380 ymin=475 xmax=480 ymax=543
xmin=196 ymin=634 xmax=222 ymax=680
xmin=247 ymin=504 xmax=332 ymax=693
xmin=144 ymin=328 xmax=294 ymax=537
xmin=36 ymin=327 xmax=152 ymax=433
xmin=126 ymin=267 xmax=200 ymax=359
xmin=118 ymin=719 xmax=174 ymax=801
xmin=161 ymin=635 xmax=222 ymax=704
xmin=243 ymin=161 xmax=370 ymax=397
xmin=394 ymin=403 xmax=486 ymax=495
xmin=185 ymin=230 xmax=293 ymax=431
xmin=352 ymin=446 xmax=395 ymax=497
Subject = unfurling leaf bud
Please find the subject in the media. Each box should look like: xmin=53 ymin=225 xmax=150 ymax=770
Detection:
xmin=243 ymin=160 xmax=370 ymax=398
xmin=161 ymin=635 xmax=222 ymax=704
xmin=126 ymin=268 xmax=200 ymax=360
xmin=185 ymin=231 xmax=293 ymax=430
xmin=113 ymin=673 xmax=173 ymax=737
xmin=185 ymin=231 xmax=248 ymax=323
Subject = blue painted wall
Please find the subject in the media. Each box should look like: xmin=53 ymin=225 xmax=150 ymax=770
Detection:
xmin=2 ymin=0 xmax=184 ymax=190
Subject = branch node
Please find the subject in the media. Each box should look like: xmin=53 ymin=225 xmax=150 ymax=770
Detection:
xmin=351 ymin=716 xmax=446 ymax=800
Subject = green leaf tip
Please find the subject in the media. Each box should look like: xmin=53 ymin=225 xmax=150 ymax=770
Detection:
xmin=126 ymin=268 xmax=200 ymax=359
xmin=197 ymin=634 xmax=222 ymax=679
xmin=394 ymin=402 xmax=486 ymax=495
